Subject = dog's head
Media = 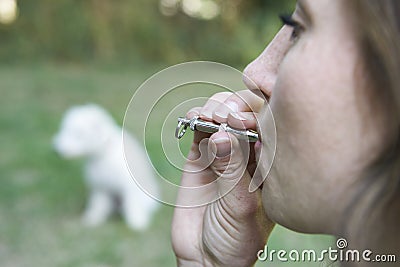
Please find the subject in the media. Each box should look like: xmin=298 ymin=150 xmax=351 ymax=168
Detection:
xmin=53 ymin=104 xmax=117 ymax=158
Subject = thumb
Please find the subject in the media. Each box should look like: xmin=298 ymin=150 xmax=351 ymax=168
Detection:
xmin=208 ymin=132 xmax=256 ymax=215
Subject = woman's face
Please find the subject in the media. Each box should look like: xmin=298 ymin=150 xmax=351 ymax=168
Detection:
xmin=244 ymin=0 xmax=389 ymax=233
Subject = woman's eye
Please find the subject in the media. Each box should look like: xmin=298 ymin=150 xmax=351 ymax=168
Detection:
xmin=279 ymin=14 xmax=304 ymax=42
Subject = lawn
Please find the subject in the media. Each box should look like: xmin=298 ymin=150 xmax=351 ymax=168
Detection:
xmin=0 ymin=63 xmax=335 ymax=267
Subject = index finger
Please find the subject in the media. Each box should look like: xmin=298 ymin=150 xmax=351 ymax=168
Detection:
xmin=213 ymin=90 xmax=265 ymax=124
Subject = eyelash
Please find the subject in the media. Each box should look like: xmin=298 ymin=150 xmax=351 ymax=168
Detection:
xmin=279 ymin=14 xmax=304 ymax=42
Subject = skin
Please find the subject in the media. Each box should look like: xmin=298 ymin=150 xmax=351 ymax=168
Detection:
xmin=246 ymin=0 xmax=389 ymax=234
xmin=172 ymin=0 xmax=390 ymax=266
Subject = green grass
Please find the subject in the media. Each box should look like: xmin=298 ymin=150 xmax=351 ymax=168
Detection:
xmin=0 ymin=63 xmax=334 ymax=266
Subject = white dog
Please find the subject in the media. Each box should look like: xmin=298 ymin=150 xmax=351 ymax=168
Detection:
xmin=53 ymin=104 xmax=160 ymax=230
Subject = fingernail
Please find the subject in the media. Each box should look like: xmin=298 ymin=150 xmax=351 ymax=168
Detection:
xmin=214 ymin=102 xmax=239 ymax=122
xmin=212 ymin=136 xmax=231 ymax=158
xmin=230 ymin=112 xmax=249 ymax=120
xmin=200 ymin=109 xmax=213 ymax=120
xmin=214 ymin=110 xmax=228 ymax=121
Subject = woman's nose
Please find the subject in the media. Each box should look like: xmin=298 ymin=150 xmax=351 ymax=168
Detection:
xmin=243 ymin=26 xmax=293 ymax=99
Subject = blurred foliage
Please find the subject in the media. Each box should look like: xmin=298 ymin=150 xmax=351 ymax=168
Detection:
xmin=0 ymin=0 xmax=295 ymax=67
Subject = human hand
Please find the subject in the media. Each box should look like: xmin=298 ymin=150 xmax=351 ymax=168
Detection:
xmin=172 ymin=91 xmax=275 ymax=267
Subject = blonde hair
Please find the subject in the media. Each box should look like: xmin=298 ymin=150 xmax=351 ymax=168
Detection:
xmin=343 ymin=0 xmax=400 ymax=254
xmin=352 ymin=0 xmax=400 ymax=111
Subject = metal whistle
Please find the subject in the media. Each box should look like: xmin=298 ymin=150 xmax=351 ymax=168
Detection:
xmin=175 ymin=116 xmax=259 ymax=142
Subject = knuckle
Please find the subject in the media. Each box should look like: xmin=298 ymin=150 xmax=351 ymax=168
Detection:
xmin=224 ymin=91 xmax=253 ymax=109
xmin=186 ymin=107 xmax=201 ymax=118
xmin=225 ymin=94 xmax=242 ymax=105
xmin=212 ymin=160 xmax=242 ymax=177
xmin=211 ymin=92 xmax=232 ymax=101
